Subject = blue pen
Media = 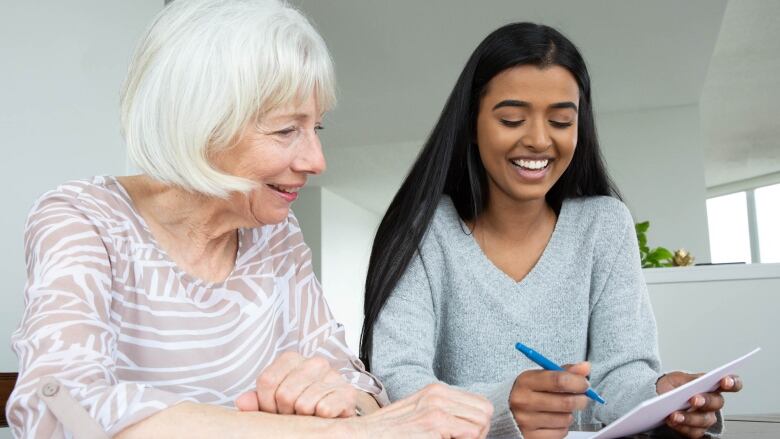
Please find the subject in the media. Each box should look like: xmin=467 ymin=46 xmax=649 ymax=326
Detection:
xmin=515 ymin=342 xmax=606 ymax=405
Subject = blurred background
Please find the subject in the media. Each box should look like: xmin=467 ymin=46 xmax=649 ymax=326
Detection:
xmin=1 ymin=1 xmax=778 ymax=430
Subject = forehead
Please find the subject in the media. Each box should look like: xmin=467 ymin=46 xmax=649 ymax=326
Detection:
xmin=483 ymin=65 xmax=580 ymax=104
xmin=261 ymin=93 xmax=323 ymax=123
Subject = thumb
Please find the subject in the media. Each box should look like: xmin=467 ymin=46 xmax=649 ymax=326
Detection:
xmin=235 ymin=390 xmax=261 ymax=411
xmin=563 ymin=361 xmax=591 ymax=377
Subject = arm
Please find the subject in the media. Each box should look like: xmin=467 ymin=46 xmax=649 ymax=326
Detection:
xmin=586 ymin=202 xmax=664 ymax=425
xmin=370 ymin=250 xmax=517 ymax=436
xmin=287 ymin=213 xmax=388 ymax=409
xmin=8 ymin=193 xmax=194 ymax=437
xmin=115 ymin=402 xmax=346 ymax=438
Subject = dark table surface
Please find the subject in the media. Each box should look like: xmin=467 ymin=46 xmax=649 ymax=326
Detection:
xmin=570 ymin=414 xmax=780 ymax=438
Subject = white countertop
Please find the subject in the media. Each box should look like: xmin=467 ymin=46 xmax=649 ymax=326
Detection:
xmin=642 ymin=263 xmax=780 ymax=285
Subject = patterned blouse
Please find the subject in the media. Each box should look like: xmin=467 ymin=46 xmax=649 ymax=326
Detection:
xmin=7 ymin=176 xmax=386 ymax=438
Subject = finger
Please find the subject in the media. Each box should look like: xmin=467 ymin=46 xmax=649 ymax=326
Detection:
xmin=292 ymin=381 xmax=338 ymax=416
xmin=417 ymin=407 xmax=483 ymax=439
xmin=513 ymin=390 xmax=589 ymax=414
xmin=255 ymin=352 xmax=305 ymax=413
xmin=314 ymin=387 xmax=356 ymax=418
xmin=234 ymin=391 xmax=260 ymax=411
xmin=689 ymin=393 xmax=724 ymax=412
xmin=520 ymin=370 xmax=590 ymax=394
xmin=669 ymin=410 xmax=718 ymax=429
xmin=513 ymin=411 xmax=574 ymax=430
xmin=521 ymin=428 xmax=569 ymax=439
xmin=563 ymin=362 xmax=591 ymax=378
xmin=275 ymin=356 xmax=331 ymax=415
xmin=719 ymin=375 xmax=743 ymax=393
xmin=666 ymin=414 xmax=708 ymax=438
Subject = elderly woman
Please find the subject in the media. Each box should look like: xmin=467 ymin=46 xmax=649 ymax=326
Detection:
xmin=6 ymin=1 xmax=493 ymax=438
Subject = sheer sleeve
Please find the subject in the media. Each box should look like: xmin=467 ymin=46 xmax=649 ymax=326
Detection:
xmin=285 ymin=212 xmax=388 ymax=406
xmin=8 ymin=191 xmax=194 ymax=438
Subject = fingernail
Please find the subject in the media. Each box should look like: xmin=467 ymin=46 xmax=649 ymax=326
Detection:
xmin=673 ymin=413 xmax=684 ymax=423
xmin=725 ymin=377 xmax=735 ymax=388
xmin=695 ymin=396 xmax=705 ymax=407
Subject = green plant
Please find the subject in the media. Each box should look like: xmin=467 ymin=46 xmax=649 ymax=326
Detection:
xmin=635 ymin=221 xmax=673 ymax=268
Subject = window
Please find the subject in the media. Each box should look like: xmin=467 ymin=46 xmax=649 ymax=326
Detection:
xmin=755 ymin=183 xmax=780 ymax=263
xmin=706 ymin=183 xmax=780 ymax=264
xmin=706 ymin=192 xmax=752 ymax=263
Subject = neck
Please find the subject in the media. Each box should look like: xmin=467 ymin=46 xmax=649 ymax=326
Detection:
xmin=119 ymin=175 xmax=247 ymax=263
xmin=476 ymin=188 xmax=554 ymax=244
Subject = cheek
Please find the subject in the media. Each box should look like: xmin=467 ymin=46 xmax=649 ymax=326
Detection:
xmin=555 ymin=130 xmax=577 ymax=161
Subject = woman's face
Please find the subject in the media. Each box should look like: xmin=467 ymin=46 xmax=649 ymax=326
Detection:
xmin=475 ymin=65 xmax=579 ymax=204
xmin=212 ymin=94 xmax=326 ymax=226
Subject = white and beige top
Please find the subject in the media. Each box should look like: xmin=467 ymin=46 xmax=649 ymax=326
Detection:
xmin=7 ymin=176 xmax=385 ymax=438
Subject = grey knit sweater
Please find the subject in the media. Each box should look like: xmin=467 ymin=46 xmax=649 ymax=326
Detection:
xmin=371 ymin=195 xmax=665 ymax=438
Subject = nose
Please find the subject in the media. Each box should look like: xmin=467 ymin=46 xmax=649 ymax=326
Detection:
xmin=520 ymin=118 xmax=553 ymax=152
xmin=293 ymin=130 xmax=327 ymax=175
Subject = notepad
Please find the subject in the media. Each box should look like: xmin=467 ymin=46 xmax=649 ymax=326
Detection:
xmin=564 ymin=348 xmax=760 ymax=439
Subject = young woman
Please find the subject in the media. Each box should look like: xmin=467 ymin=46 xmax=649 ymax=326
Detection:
xmin=362 ymin=23 xmax=742 ymax=439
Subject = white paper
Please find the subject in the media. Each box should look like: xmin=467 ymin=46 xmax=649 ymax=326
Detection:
xmin=564 ymin=348 xmax=760 ymax=439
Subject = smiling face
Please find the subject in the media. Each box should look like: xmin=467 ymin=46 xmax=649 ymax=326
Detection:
xmin=475 ymin=64 xmax=580 ymax=205
xmin=211 ymin=93 xmax=326 ymax=226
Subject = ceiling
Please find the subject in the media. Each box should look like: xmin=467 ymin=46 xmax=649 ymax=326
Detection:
xmin=290 ymin=0 xmax=777 ymax=213
xmin=294 ymin=0 xmax=726 ymax=148
xmin=700 ymin=0 xmax=780 ymax=188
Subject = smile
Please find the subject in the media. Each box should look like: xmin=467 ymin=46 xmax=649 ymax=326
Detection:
xmin=267 ymin=183 xmax=301 ymax=202
xmin=510 ymin=158 xmax=550 ymax=170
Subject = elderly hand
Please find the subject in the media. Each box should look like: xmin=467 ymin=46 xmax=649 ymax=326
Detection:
xmin=656 ymin=372 xmax=743 ymax=438
xmin=348 ymin=383 xmax=494 ymax=439
xmin=235 ymin=351 xmax=358 ymax=418
xmin=509 ymin=362 xmax=591 ymax=439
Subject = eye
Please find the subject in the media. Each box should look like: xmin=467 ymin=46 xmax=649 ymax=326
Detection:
xmin=549 ymin=121 xmax=574 ymax=128
xmin=500 ymin=119 xmax=525 ymax=127
xmin=314 ymin=124 xmax=324 ymax=134
xmin=274 ymin=126 xmax=298 ymax=137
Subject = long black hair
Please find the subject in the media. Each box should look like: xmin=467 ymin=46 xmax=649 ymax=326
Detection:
xmin=359 ymin=23 xmax=620 ymax=370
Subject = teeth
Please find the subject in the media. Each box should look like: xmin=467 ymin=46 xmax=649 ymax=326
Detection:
xmin=511 ymin=159 xmax=549 ymax=170
xmin=270 ymin=184 xmax=299 ymax=194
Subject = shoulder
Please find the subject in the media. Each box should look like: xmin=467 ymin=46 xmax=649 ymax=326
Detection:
xmin=563 ymin=196 xmax=634 ymax=237
xmin=24 ymin=177 xmax=123 ymax=268
xmin=428 ymin=195 xmax=468 ymax=239
xmin=28 ymin=176 xmax=133 ymax=226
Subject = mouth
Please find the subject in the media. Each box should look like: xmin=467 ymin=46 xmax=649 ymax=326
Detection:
xmin=508 ymin=158 xmax=553 ymax=182
xmin=509 ymin=158 xmax=551 ymax=171
xmin=267 ymin=183 xmax=302 ymax=202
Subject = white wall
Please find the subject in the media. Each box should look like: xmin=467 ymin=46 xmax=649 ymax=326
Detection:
xmin=0 ymin=1 xmax=164 ymax=373
xmin=646 ymin=264 xmax=780 ymax=415
xmin=598 ymin=104 xmax=711 ymax=263
xmin=292 ymin=187 xmax=380 ymax=354
xmin=320 ymin=189 xmax=380 ymax=353
xmin=294 ymin=187 xmax=323 ymax=279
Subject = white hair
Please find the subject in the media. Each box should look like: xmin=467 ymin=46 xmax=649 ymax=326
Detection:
xmin=120 ymin=0 xmax=336 ymax=197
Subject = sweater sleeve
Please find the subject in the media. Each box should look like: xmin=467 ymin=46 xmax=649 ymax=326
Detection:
xmin=286 ymin=213 xmax=388 ymax=406
xmin=7 ymin=192 xmax=195 ymax=438
xmin=586 ymin=202 xmax=722 ymax=435
xmin=370 ymin=249 xmax=521 ymax=438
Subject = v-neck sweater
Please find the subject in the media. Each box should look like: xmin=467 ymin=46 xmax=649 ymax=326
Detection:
xmin=371 ymin=195 xmax=664 ymax=438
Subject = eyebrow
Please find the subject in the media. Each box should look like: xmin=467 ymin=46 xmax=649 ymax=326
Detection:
xmin=492 ymin=100 xmax=578 ymax=111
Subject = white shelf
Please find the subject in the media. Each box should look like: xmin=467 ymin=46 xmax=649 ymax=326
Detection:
xmin=642 ymin=263 xmax=780 ymax=285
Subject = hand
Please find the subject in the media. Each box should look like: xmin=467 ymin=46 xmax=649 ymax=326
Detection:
xmin=346 ymin=383 xmax=494 ymax=439
xmin=235 ymin=351 xmax=358 ymax=418
xmin=656 ymin=372 xmax=743 ymax=438
xmin=508 ymin=362 xmax=592 ymax=439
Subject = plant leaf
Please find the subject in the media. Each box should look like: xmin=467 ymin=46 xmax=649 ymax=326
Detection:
xmin=635 ymin=221 xmax=650 ymax=233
